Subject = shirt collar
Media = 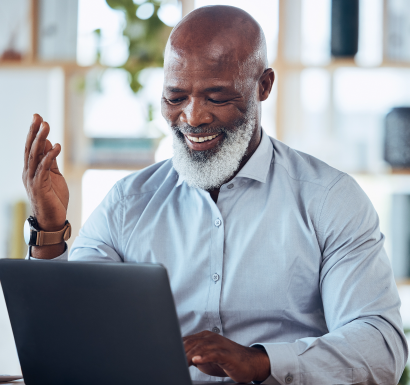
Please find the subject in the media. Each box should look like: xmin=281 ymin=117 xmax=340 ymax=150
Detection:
xmin=175 ymin=129 xmax=273 ymax=187
xmin=234 ymin=129 xmax=273 ymax=183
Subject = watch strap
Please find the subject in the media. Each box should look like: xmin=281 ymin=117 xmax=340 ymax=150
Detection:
xmin=35 ymin=222 xmax=72 ymax=246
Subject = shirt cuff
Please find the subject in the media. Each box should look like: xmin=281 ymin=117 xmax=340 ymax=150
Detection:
xmin=251 ymin=342 xmax=299 ymax=385
xmin=25 ymin=243 xmax=69 ymax=261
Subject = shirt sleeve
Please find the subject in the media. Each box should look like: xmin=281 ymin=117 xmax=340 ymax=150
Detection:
xmin=254 ymin=174 xmax=408 ymax=385
xmin=69 ymin=183 xmax=124 ymax=262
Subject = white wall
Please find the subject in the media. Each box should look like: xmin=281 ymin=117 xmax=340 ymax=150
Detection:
xmin=0 ymin=67 xmax=64 ymax=374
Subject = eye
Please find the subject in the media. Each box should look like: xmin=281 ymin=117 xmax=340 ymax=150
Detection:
xmin=208 ymin=98 xmax=229 ymax=105
xmin=166 ymin=97 xmax=186 ymax=105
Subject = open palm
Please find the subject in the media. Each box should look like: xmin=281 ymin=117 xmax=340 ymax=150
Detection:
xmin=23 ymin=114 xmax=69 ymax=231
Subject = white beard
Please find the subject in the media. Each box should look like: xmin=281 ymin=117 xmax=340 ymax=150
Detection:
xmin=171 ymin=114 xmax=256 ymax=190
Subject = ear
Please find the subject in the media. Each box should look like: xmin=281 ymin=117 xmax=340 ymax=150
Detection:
xmin=258 ymin=68 xmax=274 ymax=102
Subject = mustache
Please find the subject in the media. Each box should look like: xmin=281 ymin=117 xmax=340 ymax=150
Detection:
xmin=171 ymin=123 xmax=225 ymax=136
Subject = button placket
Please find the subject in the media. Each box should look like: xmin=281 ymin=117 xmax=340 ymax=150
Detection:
xmin=207 ymin=200 xmax=224 ymax=336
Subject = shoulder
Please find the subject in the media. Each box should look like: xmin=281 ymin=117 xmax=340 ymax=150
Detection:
xmin=270 ymin=137 xmax=345 ymax=190
xmin=269 ymin=138 xmax=373 ymax=225
xmin=114 ymin=159 xmax=175 ymax=199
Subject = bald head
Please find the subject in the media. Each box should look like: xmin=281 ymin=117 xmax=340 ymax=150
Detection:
xmin=165 ymin=5 xmax=268 ymax=79
xmin=161 ymin=6 xmax=274 ymax=191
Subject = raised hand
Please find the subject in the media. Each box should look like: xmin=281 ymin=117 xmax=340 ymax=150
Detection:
xmin=22 ymin=114 xmax=69 ymax=237
xmin=183 ymin=331 xmax=271 ymax=383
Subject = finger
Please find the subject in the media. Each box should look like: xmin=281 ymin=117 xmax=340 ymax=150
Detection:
xmin=43 ymin=139 xmax=61 ymax=172
xmin=185 ymin=342 xmax=221 ymax=366
xmin=44 ymin=139 xmax=53 ymax=154
xmin=183 ymin=330 xmax=211 ymax=340
xmin=183 ymin=333 xmax=200 ymax=343
xmin=184 ymin=338 xmax=206 ymax=354
xmin=50 ymin=144 xmax=62 ymax=175
xmin=35 ymin=144 xmax=62 ymax=182
xmin=192 ymin=350 xmax=226 ymax=366
xmin=183 ymin=330 xmax=213 ymax=345
xmin=36 ymin=138 xmax=52 ymax=165
xmin=24 ymin=114 xmax=43 ymax=170
xmin=28 ymin=121 xmax=50 ymax=179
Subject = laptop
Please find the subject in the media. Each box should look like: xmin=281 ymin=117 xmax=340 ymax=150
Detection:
xmin=0 ymin=260 xmax=227 ymax=385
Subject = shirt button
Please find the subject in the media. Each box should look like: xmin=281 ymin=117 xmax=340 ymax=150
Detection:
xmin=212 ymin=273 xmax=219 ymax=282
xmin=214 ymin=219 xmax=221 ymax=227
xmin=227 ymin=183 xmax=234 ymax=189
xmin=285 ymin=375 xmax=293 ymax=384
xmin=212 ymin=327 xmax=220 ymax=333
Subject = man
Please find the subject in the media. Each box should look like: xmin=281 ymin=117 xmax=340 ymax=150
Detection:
xmin=22 ymin=5 xmax=407 ymax=385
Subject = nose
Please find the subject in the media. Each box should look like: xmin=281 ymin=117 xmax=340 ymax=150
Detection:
xmin=180 ymin=98 xmax=213 ymax=127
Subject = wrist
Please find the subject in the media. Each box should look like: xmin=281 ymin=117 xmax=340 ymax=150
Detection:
xmin=24 ymin=216 xmax=71 ymax=248
xmin=31 ymin=207 xmax=67 ymax=232
xmin=251 ymin=346 xmax=271 ymax=383
xmin=31 ymin=242 xmax=66 ymax=260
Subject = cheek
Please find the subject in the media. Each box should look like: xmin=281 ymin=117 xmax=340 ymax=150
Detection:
xmin=214 ymin=105 xmax=245 ymax=124
xmin=161 ymin=101 xmax=180 ymax=123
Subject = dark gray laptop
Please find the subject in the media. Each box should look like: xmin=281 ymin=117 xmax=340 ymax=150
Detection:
xmin=0 ymin=260 xmax=225 ymax=385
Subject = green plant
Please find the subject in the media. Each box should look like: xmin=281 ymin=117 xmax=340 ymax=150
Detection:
xmin=399 ymin=365 xmax=410 ymax=385
xmin=104 ymin=0 xmax=173 ymax=92
xmin=399 ymin=328 xmax=410 ymax=385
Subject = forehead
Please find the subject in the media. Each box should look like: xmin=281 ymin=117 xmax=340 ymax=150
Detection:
xmin=164 ymin=48 xmax=244 ymax=89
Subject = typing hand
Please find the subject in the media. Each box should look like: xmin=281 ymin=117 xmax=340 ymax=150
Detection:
xmin=183 ymin=330 xmax=270 ymax=383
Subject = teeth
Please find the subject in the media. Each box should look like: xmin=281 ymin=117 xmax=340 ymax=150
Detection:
xmin=187 ymin=134 xmax=218 ymax=143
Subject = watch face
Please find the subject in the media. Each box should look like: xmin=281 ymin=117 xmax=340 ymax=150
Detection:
xmin=24 ymin=219 xmax=31 ymax=245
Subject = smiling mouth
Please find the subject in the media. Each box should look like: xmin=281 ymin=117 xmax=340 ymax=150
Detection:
xmin=186 ymin=134 xmax=220 ymax=143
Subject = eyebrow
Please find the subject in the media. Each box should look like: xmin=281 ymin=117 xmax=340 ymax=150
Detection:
xmin=204 ymin=86 xmax=226 ymax=93
xmin=166 ymin=86 xmax=228 ymax=93
xmin=166 ymin=87 xmax=185 ymax=92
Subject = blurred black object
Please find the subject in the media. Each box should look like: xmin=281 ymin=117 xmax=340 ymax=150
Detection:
xmin=384 ymin=107 xmax=410 ymax=168
xmin=331 ymin=0 xmax=359 ymax=57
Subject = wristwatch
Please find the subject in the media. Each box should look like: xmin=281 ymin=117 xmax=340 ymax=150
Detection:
xmin=24 ymin=216 xmax=71 ymax=246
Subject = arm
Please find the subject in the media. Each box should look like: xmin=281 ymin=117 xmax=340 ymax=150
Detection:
xmin=255 ymin=175 xmax=408 ymax=385
xmin=23 ymin=114 xmax=122 ymax=263
xmin=22 ymin=114 xmax=68 ymax=259
xmin=69 ymin=183 xmax=124 ymax=262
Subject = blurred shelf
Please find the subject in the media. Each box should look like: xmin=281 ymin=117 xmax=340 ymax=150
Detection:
xmin=391 ymin=169 xmax=410 ymax=175
xmin=396 ymin=279 xmax=410 ymax=286
xmin=273 ymin=59 xmax=410 ymax=72
xmin=65 ymin=163 xmax=149 ymax=174
xmin=0 ymin=60 xmax=94 ymax=71
xmin=349 ymin=171 xmax=410 ymax=177
xmin=85 ymin=164 xmax=148 ymax=171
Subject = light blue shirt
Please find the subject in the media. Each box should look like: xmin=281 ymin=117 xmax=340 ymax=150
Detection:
xmin=41 ymin=130 xmax=408 ymax=384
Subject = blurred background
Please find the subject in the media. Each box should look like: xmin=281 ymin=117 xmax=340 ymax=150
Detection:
xmin=1 ymin=0 xmax=410 ymax=381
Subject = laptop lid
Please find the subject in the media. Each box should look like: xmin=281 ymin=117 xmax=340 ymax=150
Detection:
xmin=0 ymin=259 xmax=194 ymax=385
